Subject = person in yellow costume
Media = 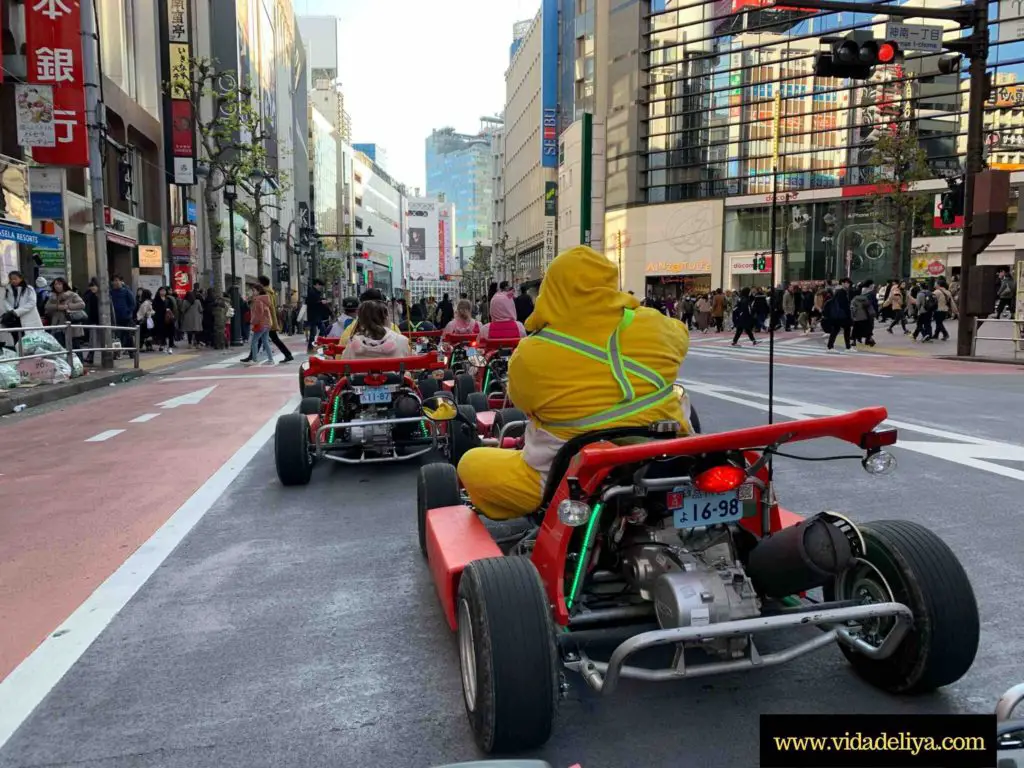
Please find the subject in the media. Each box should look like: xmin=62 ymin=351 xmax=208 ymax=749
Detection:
xmin=457 ymin=245 xmax=691 ymax=521
xmin=337 ymin=288 xmax=401 ymax=342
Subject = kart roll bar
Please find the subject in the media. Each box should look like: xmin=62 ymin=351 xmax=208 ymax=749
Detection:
xmin=578 ymin=407 xmax=889 ymax=472
xmin=402 ymin=329 xmax=444 ymax=339
xmin=305 ymin=351 xmax=446 ymax=376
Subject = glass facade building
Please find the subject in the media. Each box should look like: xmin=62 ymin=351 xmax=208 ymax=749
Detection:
xmin=309 ymin=107 xmax=338 ymax=252
xmin=425 ymin=128 xmax=495 ymax=247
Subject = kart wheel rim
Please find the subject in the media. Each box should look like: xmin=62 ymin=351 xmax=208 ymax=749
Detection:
xmin=835 ymin=557 xmax=896 ymax=648
xmin=457 ymin=598 xmax=478 ymax=713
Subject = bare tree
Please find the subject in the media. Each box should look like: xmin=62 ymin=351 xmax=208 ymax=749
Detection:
xmin=166 ymin=57 xmax=275 ymax=294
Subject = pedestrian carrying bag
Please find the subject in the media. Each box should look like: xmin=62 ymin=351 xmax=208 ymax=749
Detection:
xmin=68 ymin=310 xmax=88 ymax=323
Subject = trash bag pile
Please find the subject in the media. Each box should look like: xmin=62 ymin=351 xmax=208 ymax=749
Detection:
xmin=0 ymin=347 xmax=18 ymax=389
xmin=0 ymin=332 xmax=85 ymax=388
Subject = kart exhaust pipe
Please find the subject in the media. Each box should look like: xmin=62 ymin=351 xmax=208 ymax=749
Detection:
xmin=745 ymin=513 xmax=856 ymax=599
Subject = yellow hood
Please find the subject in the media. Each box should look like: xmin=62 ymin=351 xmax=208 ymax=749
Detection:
xmin=526 ymin=246 xmax=639 ymax=334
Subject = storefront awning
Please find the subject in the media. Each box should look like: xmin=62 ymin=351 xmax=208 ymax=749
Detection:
xmin=0 ymin=224 xmax=60 ymax=250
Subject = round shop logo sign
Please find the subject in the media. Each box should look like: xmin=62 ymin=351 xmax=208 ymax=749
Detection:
xmin=927 ymin=260 xmax=945 ymax=276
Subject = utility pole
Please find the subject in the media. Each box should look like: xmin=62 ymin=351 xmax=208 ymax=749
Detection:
xmin=954 ymin=4 xmax=990 ymax=356
xmin=800 ymin=0 xmax=990 ymax=356
xmin=80 ymin=0 xmax=112 ymax=368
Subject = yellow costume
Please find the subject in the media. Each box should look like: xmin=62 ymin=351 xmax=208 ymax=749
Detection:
xmin=457 ymin=245 xmax=691 ymax=520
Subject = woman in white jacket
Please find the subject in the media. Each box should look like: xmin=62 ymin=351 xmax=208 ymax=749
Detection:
xmin=1 ymin=270 xmax=44 ymax=348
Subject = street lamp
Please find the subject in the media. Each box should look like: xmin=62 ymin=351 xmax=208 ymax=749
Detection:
xmin=223 ymin=180 xmax=243 ymax=346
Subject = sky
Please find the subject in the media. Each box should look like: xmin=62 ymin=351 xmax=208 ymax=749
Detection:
xmin=293 ymin=0 xmax=541 ymax=191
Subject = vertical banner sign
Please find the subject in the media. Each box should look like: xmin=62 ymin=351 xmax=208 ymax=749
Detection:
xmin=25 ymin=0 xmax=89 ymax=166
xmin=160 ymin=0 xmax=196 ymax=185
xmin=438 ymin=211 xmax=446 ymax=276
xmin=540 ymin=0 xmax=559 ymax=168
xmin=580 ymin=113 xmax=593 ymax=245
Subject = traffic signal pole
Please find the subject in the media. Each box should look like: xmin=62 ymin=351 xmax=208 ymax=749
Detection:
xmin=798 ymin=0 xmax=989 ymax=356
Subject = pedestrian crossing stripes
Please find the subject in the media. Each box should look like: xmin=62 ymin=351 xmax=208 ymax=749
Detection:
xmin=687 ymin=337 xmax=838 ymax=360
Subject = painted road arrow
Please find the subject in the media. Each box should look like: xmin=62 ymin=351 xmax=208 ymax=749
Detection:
xmin=156 ymin=385 xmax=217 ymax=409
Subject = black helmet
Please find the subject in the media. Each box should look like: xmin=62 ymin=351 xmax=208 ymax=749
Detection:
xmin=342 ymin=296 xmax=359 ymax=312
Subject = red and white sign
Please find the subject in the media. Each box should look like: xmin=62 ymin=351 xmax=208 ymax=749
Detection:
xmin=172 ymin=265 xmax=193 ymax=298
xmin=25 ymin=0 xmax=88 ymax=167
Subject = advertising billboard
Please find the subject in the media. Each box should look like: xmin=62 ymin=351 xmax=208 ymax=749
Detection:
xmin=541 ymin=0 xmax=558 ymax=168
xmin=406 ymin=198 xmax=440 ymax=280
xmin=438 ymin=202 xmax=455 ymax=276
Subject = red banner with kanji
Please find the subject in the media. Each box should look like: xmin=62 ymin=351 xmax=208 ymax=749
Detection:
xmin=25 ymin=0 xmax=89 ymax=166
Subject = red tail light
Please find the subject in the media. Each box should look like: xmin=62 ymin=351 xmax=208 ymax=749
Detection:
xmin=860 ymin=429 xmax=897 ymax=450
xmin=692 ymin=465 xmax=747 ymax=493
xmin=364 ymin=374 xmax=388 ymax=387
xmin=470 ymin=341 xmax=477 ymax=347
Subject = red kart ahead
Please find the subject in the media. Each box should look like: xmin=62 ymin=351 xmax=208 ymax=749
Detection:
xmin=451 ymin=337 xmax=520 ymax=412
xmin=416 ymin=408 xmax=979 ymax=753
xmin=277 ymin=351 xmax=453 ymax=484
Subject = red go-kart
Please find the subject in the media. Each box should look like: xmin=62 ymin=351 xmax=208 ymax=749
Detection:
xmin=416 ymin=408 xmax=979 ymax=753
xmin=277 ymin=351 xmax=453 ymax=484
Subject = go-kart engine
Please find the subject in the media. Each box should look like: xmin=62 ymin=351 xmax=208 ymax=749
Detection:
xmin=620 ymin=526 xmax=761 ymax=659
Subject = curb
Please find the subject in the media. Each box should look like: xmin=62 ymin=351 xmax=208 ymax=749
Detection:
xmin=0 ymin=368 xmax=147 ymax=416
xmin=935 ymin=355 xmax=1024 ymax=367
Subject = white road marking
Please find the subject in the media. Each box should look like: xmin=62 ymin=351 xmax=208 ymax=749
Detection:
xmin=685 ymin=350 xmax=891 ymax=378
xmin=680 ymin=379 xmax=1024 ymax=482
xmin=156 ymin=385 xmax=217 ymax=409
xmin=84 ymin=430 xmax=125 ymax=443
xmin=0 ymin=394 xmax=302 ymax=750
xmin=159 ymin=374 xmax=294 ymax=381
xmin=129 ymin=413 xmax=160 ymax=423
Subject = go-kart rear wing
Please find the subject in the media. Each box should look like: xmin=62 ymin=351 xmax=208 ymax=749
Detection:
xmin=305 ymin=351 xmax=446 ymax=377
xmin=442 ymin=333 xmax=480 ymax=344
xmin=479 ymin=337 xmax=521 ymax=352
xmin=580 ymin=407 xmax=892 ymax=472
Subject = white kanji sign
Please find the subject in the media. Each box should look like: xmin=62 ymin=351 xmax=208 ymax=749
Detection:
xmin=54 ymin=109 xmax=78 ymax=143
xmin=32 ymin=0 xmax=73 ymax=20
xmin=35 ymin=47 xmax=75 ymax=83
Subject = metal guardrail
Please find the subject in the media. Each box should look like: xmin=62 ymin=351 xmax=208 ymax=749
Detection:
xmin=0 ymin=322 xmax=142 ymax=370
xmin=972 ymin=318 xmax=1024 ymax=359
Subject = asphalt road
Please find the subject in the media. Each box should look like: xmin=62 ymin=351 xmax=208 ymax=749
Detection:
xmin=1 ymin=342 xmax=1021 ymax=768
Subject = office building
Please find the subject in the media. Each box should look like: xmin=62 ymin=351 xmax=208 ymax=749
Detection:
xmin=349 ymin=148 xmax=407 ymax=296
xmin=353 ymin=143 xmax=388 ymax=172
xmin=425 ymin=123 xmax=496 ymax=249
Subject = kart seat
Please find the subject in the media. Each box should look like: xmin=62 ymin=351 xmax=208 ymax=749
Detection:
xmin=350 ymin=372 xmax=403 ymax=387
xmin=538 ymin=425 xmax=657 ymax=511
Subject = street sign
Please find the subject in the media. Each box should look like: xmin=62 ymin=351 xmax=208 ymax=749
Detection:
xmin=884 ymin=22 xmax=944 ymax=52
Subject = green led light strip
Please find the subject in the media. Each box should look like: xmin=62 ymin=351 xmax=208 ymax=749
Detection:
xmin=328 ymin=394 xmax=341 ymax=443
xmin=566 ymin=503 xmax=603 ymax=611
xmin=482 ymin=368 xmax=491 ymax=394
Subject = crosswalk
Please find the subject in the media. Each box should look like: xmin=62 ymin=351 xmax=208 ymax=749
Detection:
xmin=200 ymin=349 xmax=296 ymax=370
xmin=686 ymin=334 xmax=837 ymax=361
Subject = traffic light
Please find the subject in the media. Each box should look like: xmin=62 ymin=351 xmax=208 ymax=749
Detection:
xmin=940 ymin=176 xmax=965 ymax=224
xmin=815 ymin=31 xmax=900 ymax=80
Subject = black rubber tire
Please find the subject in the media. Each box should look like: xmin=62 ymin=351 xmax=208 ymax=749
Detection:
xmin=275 ymin=413 xmax=313 ymax=486
xmin=458 ymin=556 xmax=558 ymax=754
xmin=454 ymin=373 xmax=477 ymax=404
xmin=826 ymin=520 xmax=979 ymax=694
xmin=689 ymin=403 xmax=702 ymax=434
xmin=297 ymin=365 xmax=307 ymax=395
xmin=450 ymin=404 xmax=481 ymax=468
xmin=417 ymin=462 xmax=461 ymax=557
xmin=303 ymin=380 xmax=326 ymax=400
xmin=492 ymin=408 xmax=527 ymax=439
xmin=467 ymin=392 xmax=489 ymax=413
xmin=299 ymin=397 xmax=321 ymax=416
xmin=419 ymin=377 xmax=441 ymax=399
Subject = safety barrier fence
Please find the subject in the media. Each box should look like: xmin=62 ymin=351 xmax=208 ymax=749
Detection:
xmin=0 ymin=322 xmax=142 ymax=370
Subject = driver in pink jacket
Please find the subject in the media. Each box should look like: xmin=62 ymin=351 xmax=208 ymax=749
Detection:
xmin=478 ymin=292 xmax=525 ymax=343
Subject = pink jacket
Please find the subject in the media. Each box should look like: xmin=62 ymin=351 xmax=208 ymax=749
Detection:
xmin=250 ymin=294 xmax=273 ymax=332
xmin=480 ymin=292 xmax=526 ymax=342
xmin=444 ymin=317 xmax=481 ymax=335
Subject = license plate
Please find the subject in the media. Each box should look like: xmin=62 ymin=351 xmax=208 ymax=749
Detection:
xmin=359 ymin=387 xmax=391 ymax=405
xmin=671 ymin=488 xmax=743 ymax=530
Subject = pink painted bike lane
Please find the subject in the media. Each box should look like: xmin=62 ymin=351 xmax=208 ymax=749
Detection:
xmin=0 ymin=367 xmax=296 ymax=681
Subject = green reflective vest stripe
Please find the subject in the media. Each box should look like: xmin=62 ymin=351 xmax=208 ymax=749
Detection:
xmin=531 ymin=309 xmax=675 ymax=430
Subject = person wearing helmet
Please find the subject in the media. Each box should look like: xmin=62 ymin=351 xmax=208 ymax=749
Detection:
xmin=328 ymin=296 xmax=359 ymax=337
xmin=336 ymin=288 xmax=401 ymax=342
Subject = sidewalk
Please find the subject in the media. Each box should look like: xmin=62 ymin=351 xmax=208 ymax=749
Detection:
xmin=856 ymin=317 xmax=1023 ymax=364
xmin=0 ymin=339 xmax=289 ymax=416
